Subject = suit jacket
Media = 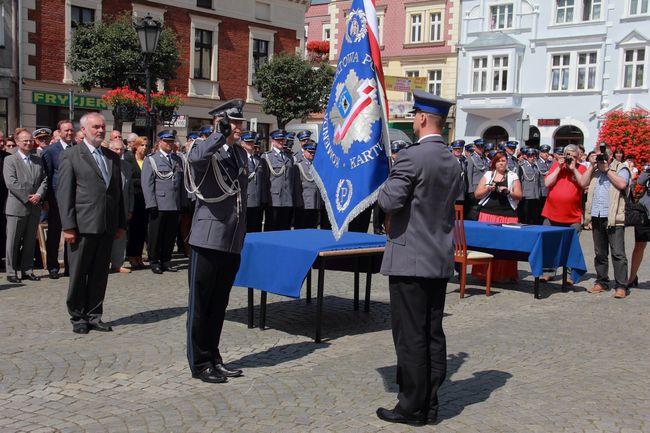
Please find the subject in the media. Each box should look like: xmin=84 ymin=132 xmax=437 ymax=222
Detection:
xmin=262 ymin=149 xmax=295 ymax=207
xmin=0 ymin=150 xmax=9 ymax=212
xmin=3 ymin=152 xmax=48 ymax=217
xmin=41 ymin=140 xmax=70 ymax=202
xmin=378 ymin=135 xmax=462 ymax=279
xmin=187 ymin=133 xmax=249 ymax=253
xmin=293 ymin=153 xmax=322 ymax=210
xmin=141 ymin=150 xmax=186 ymax=211
xmin=56 ymin=142 xmax=126 ymax=236
xmin=245 ymin=152 xmax=267 ymax=208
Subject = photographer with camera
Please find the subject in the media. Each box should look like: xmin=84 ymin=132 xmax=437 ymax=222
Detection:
xmin=184 ymin=99 xmax=248 ymax=383
xmin=539 ymin=144 xmax=590 ymax=283
xmin=581 ymin=143 xmax=631 ymax=298
xmin=627 ymin=164 xmax=650 ymax=289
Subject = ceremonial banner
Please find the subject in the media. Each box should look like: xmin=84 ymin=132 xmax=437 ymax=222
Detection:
xmin=313 ymin=0 xmax=390 ymax=240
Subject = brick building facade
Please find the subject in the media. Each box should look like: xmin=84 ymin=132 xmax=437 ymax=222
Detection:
xmin=16 ymin=0 xmax=308 ymax=140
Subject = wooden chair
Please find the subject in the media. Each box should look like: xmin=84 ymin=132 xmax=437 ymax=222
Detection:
xmin=453 ymin=204 xmax=493 ymax=298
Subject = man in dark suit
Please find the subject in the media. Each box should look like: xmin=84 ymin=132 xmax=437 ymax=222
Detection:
xmin=3 ymin=129 xmax=48 ymax=283
xmin=141 ymin=129 xmax=186 ymax=274
xmin=57 ymin=113 xmax=126 ymax=334
xmin=376 ymin=90 xmax=462 ymax=426
xmin=185 ymin=99 xmax=248 ymax=384
xmin=41 ymin=119 xmax=75 ymax=279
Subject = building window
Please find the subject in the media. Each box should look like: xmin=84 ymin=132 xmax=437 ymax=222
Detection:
xmin=583 ymin=0 xmax=601 ymax=20
xmin=194 ymin=29 xmax=213 ymax=80
xmin=577 ymin=51 xmax=597 ymax=90
xmin=410 ymin=14 xmax=422 ymax=43
xmin=427 ymin=70 xmax=442 ymax=96
xmin=71 ymin=6 xmax=95 ymax=32
xmin=429 ymin=12 xmax=442 ymax=41
xmin=377 ymin=12 xmax=385 ymax=45
xmin=629 ymin=0 xmax=649 ymax=15
xmin=197 ymin=0 xmax=212 ymax=8
xmin=323 ymin=24 xmax=331 ymax=41
xmin=492 ymin=56 xmax=508 ymax=91
xmin=555 ymin=0 xmax=575 ymax=24
xmin=406 ymin=71 xmax=419 ymax=101
xmin=490 ymin=4 xmax=513 ymax=30
xmin=252 ymin=38 xmax=269 ymax=85
xmin=472 ymin=57 xmax=488 ymax=93
xmin=550 ymin=54 xmax=570 ymax=91
xmin=623 ymin=48 xmax=645 ymax=88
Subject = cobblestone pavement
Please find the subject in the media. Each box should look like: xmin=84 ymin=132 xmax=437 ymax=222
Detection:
xmin=1 ymin=228 xmax=649 ymax=433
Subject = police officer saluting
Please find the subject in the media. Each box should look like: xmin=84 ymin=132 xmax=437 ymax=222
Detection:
xmin=376 ymin=90 xmax=462 ymax=426
xmin=293 ymin=140 xmax=322 ymax=229
xmin=241 ymin=131 xmax=266 ymax=232
xmin=262 ymin=130 xmax=295 ymax=231
xmin=141 ymin=129 xmax=187 ymax=274
xmin=185 ymin=99 xmax=248 ymax=383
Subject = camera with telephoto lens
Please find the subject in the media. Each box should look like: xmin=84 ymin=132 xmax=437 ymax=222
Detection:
xmin=564 ymin=156 xmax=573 ymax=165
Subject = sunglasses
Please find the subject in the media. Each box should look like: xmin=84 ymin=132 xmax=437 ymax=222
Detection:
xmin=6 ymin=144 xmax=16 ymax=148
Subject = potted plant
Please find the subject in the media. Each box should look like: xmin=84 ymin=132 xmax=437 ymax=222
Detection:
xmin=102 ymin=86 xmax=147 ymax=122
xmin=151 ymin=91 xmax=186 ymax=123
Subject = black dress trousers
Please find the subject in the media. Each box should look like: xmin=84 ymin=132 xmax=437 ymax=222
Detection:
xmin=148 ymin=210 xmax=179 ymax=264
xmin=389 ymin=276 xmax=448 ymax=419
xmin=187 ymin=245 xmax=241 ymax=374
xmin=66 ymin=232 xmax=114 ymax=325
xmin=266 ymin=207 xmax=293 ymax=231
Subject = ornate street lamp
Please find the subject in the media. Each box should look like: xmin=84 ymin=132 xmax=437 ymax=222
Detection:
xmin=134 ymin=14 xmax=162 ymax=143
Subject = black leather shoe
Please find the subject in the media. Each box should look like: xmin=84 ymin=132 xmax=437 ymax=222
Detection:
xmin=6 ymin=276 xmax=21 ymax=283
xmin=72 ymin=323 xmax=89 ymax=334
xmin=22 ymin=273 xmax=41 ymax=281
xmin=49 ymin=271 xmax=60 ymax=280
xmin=192 ymin=367 xmax=227 ymax=384
xmin=151 ymin=265 xmax=163 ymax=274
xmin=89 ymin=321 xmax=113 ymax=332
xmin=427 ymin=410 xmax=438 ymax=424
xmin=162 ymin=264 xmax=178 ymax=272
xmin=213 ymin=363 xmax=243 ymax=378
xmin=376 ymin=407 xmax=426 ymax=426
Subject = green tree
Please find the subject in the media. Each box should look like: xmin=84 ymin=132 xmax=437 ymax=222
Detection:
xmin=255 ymin=54 xmax=334 ymax=129
xmin=67 ymin=13 xmax=181 ymax=92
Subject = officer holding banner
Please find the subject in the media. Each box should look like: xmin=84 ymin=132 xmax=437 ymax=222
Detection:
xmin=184 ymin=99 xmax=248 ymax=384
xmin=377 ymin=89 xmax=462 ymax=426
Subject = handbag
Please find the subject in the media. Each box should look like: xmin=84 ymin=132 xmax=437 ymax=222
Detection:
xmin=624 ymin=193 xmax=649 ymax=226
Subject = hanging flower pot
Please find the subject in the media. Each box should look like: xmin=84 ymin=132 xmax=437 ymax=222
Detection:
xmin=113 ymin=105 xmax=137 ymax=122
xmin=158 ymin=107 xmax=176 ymax=123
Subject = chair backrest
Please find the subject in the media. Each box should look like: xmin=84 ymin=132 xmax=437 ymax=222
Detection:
xmin=453 ymin=204 xmax=467 ymax=258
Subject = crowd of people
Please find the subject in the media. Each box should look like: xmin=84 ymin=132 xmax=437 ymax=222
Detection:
xmin=450 ymin=137 xmax=650 ymax=298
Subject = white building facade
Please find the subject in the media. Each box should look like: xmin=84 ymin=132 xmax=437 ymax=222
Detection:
xmin=456 ymin=0 xmax=650 ymax=151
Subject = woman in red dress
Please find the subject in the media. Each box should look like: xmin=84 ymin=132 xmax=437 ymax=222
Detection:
xmin=472 ymin=151 xmax=523 ymax=282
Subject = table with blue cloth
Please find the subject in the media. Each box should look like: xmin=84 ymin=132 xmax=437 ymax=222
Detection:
xmin=463 ymin=221 xmax=587 ymax=299
xmin=234 ymin=229 xmax=386 ymax=342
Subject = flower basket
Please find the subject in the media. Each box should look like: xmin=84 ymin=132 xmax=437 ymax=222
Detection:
xmin=158 ymin=107 xmax=176 ymax=123
xmin=102 ymin=86 xmax=147 ymax=110
xmin=113 ymin=105 xmax=137 ymax=122
xmin=151 ymin=91 xmax=186 ymax=111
